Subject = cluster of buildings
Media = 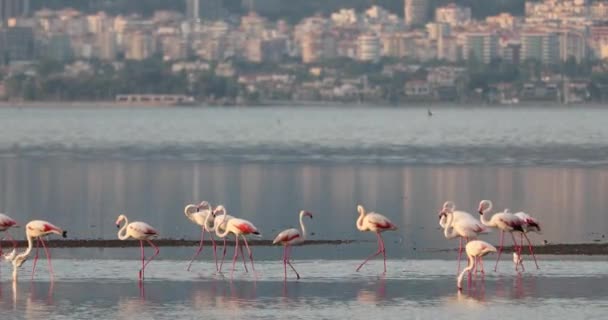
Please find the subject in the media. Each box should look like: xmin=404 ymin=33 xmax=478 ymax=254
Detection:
xmin=0 ymin=0 xmax=606 ymax=103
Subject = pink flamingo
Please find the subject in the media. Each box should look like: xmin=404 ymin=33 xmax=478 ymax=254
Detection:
xmin=9 ymin=220 xmax=67 ymax=281
xmin=214 ymin=210 xmax=261 ymax=275
xmin=478 ymin=200 xmax=524 ymax=272
xmin=184 ymin=201 xmax=218 ymax=271
xmin=457 ymin=240 xmax=497 ymax=291
xmin=0 ymin=213 xmax=18 ymax=256
xmin=273 ymin=210 xmax=313 ymax=280
xmin=439 ymin=201 xmax=488 ymax=273
xmin=116 ymin=214 xmax=160 ymax=281
xmin=355 ymin=205 xmax=398 ymax=273
xmin=514 ymin=211 xmax=541 ymax=269
xmin=210 ymin=205 xmax=250 ymax=272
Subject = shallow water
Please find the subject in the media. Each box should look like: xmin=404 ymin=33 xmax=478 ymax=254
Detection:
xmin=1 ymin=258 xmax=607 ymax=320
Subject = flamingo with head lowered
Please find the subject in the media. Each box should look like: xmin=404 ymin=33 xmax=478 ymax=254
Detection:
xmin=478 ymin=200 xmax=524 ymax=272
xmin=8 ymin=220 xmax=67 ymax=282
xmin=457 ymin=240 xmax=497 ymax=291
xmin=184 ymin=201 xmax=218 ymax=271
xmin=273 ymin=210 xmax=313 ymax=280
xmin=514 ymin=211 xmax=541 ymax=269
xmin=116 ymin=214 xmax=159 ymax=281
xmin=355 ymin=205 xmax=397 ymax=273
xmin=213 ymin=207 xmax=261 ymax=276
xmin=439 ymin=201 xmax=489 ymax=274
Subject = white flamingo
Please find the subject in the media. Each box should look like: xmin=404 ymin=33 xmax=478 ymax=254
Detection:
xmin=478 ymin=200 xmax=524 ymax=272
xmin=184 ymin=201 xmax=218 ymax=271
xmin=355 ymin=205 xmax=398 ymax=273
xmin=457 ymin=240 xmax=497 ymax=291
xmin=439 ymin=201 xmax=488 ymax=273
xmin=273 ymin=210 xmax=313 ymax=280
xmin=116 ymin=214 xmax=160 ymax=281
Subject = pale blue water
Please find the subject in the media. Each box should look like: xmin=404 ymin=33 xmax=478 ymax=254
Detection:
xmin=0 ymin=106 xmax=608 ymax=318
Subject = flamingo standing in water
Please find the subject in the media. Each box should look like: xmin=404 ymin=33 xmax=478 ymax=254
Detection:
xmin=8 ymin=220 xmax=67 ymax=281
xmin=184 ymin=201 xmax=218 ymax=271
xmin=457 ymin=240 xmax=497 ymax=291
xmin=439 ymin=201 xmax=488 ymax=273
xmin=478 ymin=200 xmax=524 ymax=272
xmin=273 ymin=210 xmax=313 ymax=280
xmin=355 ymin=205 xmax=398 ymax=273
xmin=514 ymin=211 xmax=541 ymax=269
xmin=214 ymin=209 xmax=261 ymax=275
xmin=116 ymin=214 xmax=159 ymax=281
xmin=0 ymin=213 xmax=18 ymax=256
xmin=210 ymin=205 xmax=247 ymax=272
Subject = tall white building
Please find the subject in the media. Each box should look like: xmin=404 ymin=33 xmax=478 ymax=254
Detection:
xmin=186 ymin=0 xmax=200 ymax=21
xmin=357 ymin=33 xmax=381 ymax=62
xmin=405 ymin=0 xmax=429 ymax=26
xmin=463 ymin=32 xmax=499 ymax=63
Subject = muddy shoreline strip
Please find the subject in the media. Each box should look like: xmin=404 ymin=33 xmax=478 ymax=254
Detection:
xmin=3 ymin=240 xmax=608 ymax=255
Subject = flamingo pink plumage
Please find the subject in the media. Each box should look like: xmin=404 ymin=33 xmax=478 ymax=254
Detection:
xmin=116 ymin=214 xmax=159 ymax=281
xmin=273 ymin=210 xmax=313 ymax=280
xmin=214 ymin=209 xmax=261 ymax=276
xmin=356 ymin=205 xmax=397 ymax=273
xmin=478 ymin=200 xmax=524 ymax=272
xmin=184 ymin=201 xmax=218 ymax=271
xmin=514 ymin=211 xmax=541 ymax=269
xmin=0 ymin=213 xmax=18 ymax=256
xmin=457 ymin=240 xmax=497 ymax=291
xmin=439 ymin=201 xmax=489 ymax=273
xmin=8 ymin=220 xmax=67 ymax=281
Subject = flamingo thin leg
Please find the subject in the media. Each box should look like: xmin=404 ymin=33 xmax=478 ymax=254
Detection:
xmin=39 ymin=237 xmax=54 ymax=279
xmin=231 ymin=235 xmax=239 ymax=276
xmin=494 ymin=231 xmax=505 ymax=272
xmin=286 ymin=245 xmax=300 ymax=280
xmin=211 ymin=236 xmax=218 ymax=271
xmin=282 ymin=245 xmax=287 ymax=280
xmin=143 ymin=240 xmax=159 ymax=271
xmin=523 ymin=233 xmax=540 ymax=269
xmin=31 ymin=238 xmax=41 ymax=280
xmin=139 ymin=240 xmax=144 ymax=281
xmin=457 ymin=237 xmax=463 ymax=274
xmin=242 ymin=235 xmax=256 ymax=272
xmin=219 ymin=237 xmax=227 ymax=272
xmin=378 ymin=233 xmax=387 ymax=273
xmin=356 ymin=232 xmax=383 ymax=272
xmin=187 ymin=228 xmax=205 ymax=271
xmin=239 ymin=243 xmax=248 ymax=273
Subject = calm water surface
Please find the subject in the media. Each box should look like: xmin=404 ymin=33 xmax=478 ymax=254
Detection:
xmin=1 ymin=106 xmax=608 ymax=318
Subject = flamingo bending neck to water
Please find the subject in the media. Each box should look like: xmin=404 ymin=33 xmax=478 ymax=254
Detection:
xmin=116 ymin=214 xmax=159 ymax=281
xmin=184 ymin=201 xmax=218 ymax=271
xmin=457 ymin=240 xmax=497 ymax=291
xmin=514 ymin=211 xmax=541 ymax=269
xmin=439 ymin=201 xmax=488 ymax=274
xmin=214 ymin=208 xmax=261 ymax=276
xmin=355 ymin=205 xmax=397 ymax=273
xmin=8 ymin=220 xmax=67 ymax=282
xmin=273 ymin=210 xmax=313 ymax=280
xmin=478 ymin=200 xmax=524 ymax=272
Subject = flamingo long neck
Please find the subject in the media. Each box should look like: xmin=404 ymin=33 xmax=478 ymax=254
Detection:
xmin=479 ymin=203 xmax=495 ymax=227
xmin=184 ymin=204 xmax=197 ymax=221
xmin=356 ymin=207 xmax=366 ymax=231
xmin=443 ymin=213 xmax=458 ymax=239
xmin=204 ymin=211 xmax=215 ymax=232
xmin=117 ymin=217 xmax=130 ymax=240
xmin=215 ymin=214 xmax=230 ymax=238
xmin=457 ymin=254 xmax=475 ymax=289
xmin=299 ymin=212 xmax=307 ymax=240
xmin=15 ymin=234 xmax=34 ymax=262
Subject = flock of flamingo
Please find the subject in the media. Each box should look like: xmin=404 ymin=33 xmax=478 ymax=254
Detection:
xmin=0 ymin=199 xmax=541 ymax=291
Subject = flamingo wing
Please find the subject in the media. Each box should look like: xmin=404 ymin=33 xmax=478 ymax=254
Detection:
xmin=232 ymin=219 xmax=260 ymax=235
xmin=273 ymin=228 xmax=300 ymax=244
xmin=365 ymin=213 xmax=398 ymax=230
xmin=0 ymin=213 xmax=16 ymax=228
xmin=129 ymin=221 xmax=158 ymax=236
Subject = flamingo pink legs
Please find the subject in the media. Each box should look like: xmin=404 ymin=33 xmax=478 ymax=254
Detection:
xmin=494 ymin=231 xmax=505 ymax=271
xmin=138 ymin=239 xmax=159 ymax=281
xmin=241 ymin=235 xmax=256 ymax=272
xmin=187 ymin=228 xmax=219 ymax=272
xmin=356 ymin=232 xmax=387 ymax=273
xmin=31 ymin=237 xmax=54 ymax=280
xmin=521 ymin=233 xmax=540 ymax=269
xmin=282 ymin=245 xmax=300 ymax=280
xmin=0 ymin=233 xmax=17 ymax=255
